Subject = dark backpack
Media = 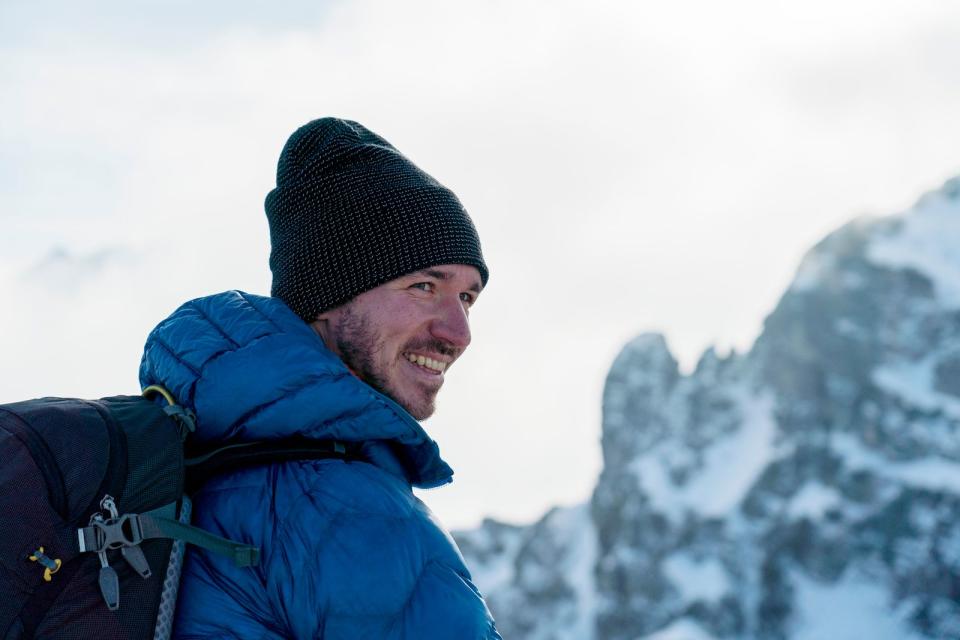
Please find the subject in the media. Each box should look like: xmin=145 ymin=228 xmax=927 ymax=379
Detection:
xmin=0 ymin=388 xmax=358 ymax=640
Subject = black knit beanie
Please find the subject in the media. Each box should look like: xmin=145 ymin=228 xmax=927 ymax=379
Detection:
xmin=265 ymin=118 xmax=488 ymax=321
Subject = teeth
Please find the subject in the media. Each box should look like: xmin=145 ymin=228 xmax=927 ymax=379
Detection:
xmin=405 ymin=353 xmax=447 ymax=372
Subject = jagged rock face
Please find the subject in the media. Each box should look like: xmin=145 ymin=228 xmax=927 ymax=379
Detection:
xmin=458 ymin=177 xmax=960 ymax=639
xmin=593 ymin=335 xmax=762 ymax=640
xmin=455 ymin=506 xmax=597 ymax=640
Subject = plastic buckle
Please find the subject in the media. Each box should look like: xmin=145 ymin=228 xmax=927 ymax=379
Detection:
xmin=90 ymin=514 xmax=145 ymax=552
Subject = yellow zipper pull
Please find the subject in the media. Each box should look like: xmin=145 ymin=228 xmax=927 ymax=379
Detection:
xmin=28 ymin=547 xmax=62 ymax=582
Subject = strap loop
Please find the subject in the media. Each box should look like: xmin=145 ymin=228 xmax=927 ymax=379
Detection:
xmin=141 ymin=384 xmax=177 ymax=406
xmin=142 ymin=384 xmax=196 ymax=440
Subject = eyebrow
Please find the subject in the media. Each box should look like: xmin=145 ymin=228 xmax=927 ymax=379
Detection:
xmin=414 ymin=268 xmax=483 ymax=293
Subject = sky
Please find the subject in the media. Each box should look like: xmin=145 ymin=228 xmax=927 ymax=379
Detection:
xmin=3 ymin=0 xmax=960 ymax=529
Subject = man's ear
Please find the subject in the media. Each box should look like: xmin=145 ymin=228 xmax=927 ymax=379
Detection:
xmin=310 ymin=316 xmax=331 ymax=344
xmin=310 ymin=305 xmax=342 ymax=350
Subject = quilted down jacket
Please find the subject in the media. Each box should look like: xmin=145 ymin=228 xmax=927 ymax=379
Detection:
xmin=139 ymin=291 xmax=500 ymax=639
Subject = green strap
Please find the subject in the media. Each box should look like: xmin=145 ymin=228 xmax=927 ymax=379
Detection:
xmin=137 ymin=514 xmax=260 ymax=567
xmin=78 ymin=502 xmax=260 ymax=568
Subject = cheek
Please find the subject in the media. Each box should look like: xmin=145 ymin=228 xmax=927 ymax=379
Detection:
xmin=381 ymin=308 xmax=427 ymax=338
xmin=377 ymin=319 xmax=415 ymax=357
xmin=356 ymin=296 xmax=430 ymax=356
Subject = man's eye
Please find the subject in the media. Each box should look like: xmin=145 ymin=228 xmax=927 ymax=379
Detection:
xmin=411 ymin=282 xmax=434 ymax=292
xmin=459 ymin=292 xmax=475 ymax=305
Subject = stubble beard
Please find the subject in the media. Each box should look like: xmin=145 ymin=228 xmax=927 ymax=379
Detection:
xmin=332 ymin=306 xmax=437 ymax=420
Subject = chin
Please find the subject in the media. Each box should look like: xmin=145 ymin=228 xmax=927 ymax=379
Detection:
xmin=379 ymin=375 xmax=438 ymax=420
xmin=405 ymin=401 xmax=436 ymax=421
xmin=395 ymin=393 xmax=437 ymax=421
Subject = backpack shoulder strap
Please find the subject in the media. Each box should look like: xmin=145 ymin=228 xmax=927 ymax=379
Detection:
xmin=184 ymin=438 xmax=363 ymax=494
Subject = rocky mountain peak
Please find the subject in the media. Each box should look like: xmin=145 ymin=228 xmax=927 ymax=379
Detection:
xmin=457 ymin=177 xmax=960 ymax=639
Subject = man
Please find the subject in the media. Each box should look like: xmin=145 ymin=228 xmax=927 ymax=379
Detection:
xmin=139 ymin=118 xmax=501 ymax=639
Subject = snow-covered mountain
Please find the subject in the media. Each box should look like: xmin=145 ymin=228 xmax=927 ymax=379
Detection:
xmin=455 ymin=177 xmax=960 ymax=640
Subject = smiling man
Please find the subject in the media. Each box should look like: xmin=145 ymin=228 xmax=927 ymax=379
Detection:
xmin=139 ymin=118 xmax=500 ymax=639
xmin=312 ymin=264 xmax=481 ymax=421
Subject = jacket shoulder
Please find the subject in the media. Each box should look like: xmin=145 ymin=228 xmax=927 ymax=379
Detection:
xmin=177 ymin=460 xmax=498 ymax=639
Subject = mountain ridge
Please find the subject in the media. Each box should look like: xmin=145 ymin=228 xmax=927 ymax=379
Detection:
xmin=456 ymin=176 xmax=960 ymax=640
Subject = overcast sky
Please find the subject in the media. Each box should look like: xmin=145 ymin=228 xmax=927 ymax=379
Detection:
xmin=3 ymin=0 xmax=960 ymax=529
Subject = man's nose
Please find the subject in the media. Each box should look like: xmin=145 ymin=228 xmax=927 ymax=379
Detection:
xmin=430 ymin=296 xmax=471 ymax=350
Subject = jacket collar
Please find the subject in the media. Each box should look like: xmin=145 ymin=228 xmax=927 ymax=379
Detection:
xmin=139 ymin=290 xmax=453 ymax=489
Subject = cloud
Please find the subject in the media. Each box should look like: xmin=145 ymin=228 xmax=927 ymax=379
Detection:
xmin=4 ymin=0 xmax=960 ymax=527
xmin=21 ymin=245 xmax=137 ymax=291
xmin=0 ymin=0 xmax=333 ymax=49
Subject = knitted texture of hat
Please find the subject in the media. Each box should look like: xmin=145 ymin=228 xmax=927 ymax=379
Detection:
xmin=265 ymin=118 xmax=489 ymax=321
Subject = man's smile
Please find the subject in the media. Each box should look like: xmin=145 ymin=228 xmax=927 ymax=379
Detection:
xmin=403 ymin=352 xmax=448 ymax=373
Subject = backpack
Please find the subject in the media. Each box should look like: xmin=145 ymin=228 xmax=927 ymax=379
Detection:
xmin=0 ymin=387 xmax=358 ymax=640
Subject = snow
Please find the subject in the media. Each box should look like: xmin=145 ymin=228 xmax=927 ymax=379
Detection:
xmin=832 ymin=433 xmax=960 ymax=493
xmin=462 ymin=526 xmax=523 ymax=596
xmin=791 ymin=570 xmax=922 ymax=640
xmin=834 ymin=317 xmax=862 ymax=338
xmin=790 ymin=249 xmax=835 ymax=292
xmin=788 ymin=483 xmax=841 ymax=520
xmin=873 ymin=356 xmax=960 ymax=419
xmin=549 ymin=503 xmax=598 ymax=640
xmin=790 ymin=217 xmax=871 ymax=294
xmin=631 ymin=389 xmax=778 ymax=520
xmin=640 ymin=619 xmax=718 ymax=640
xmin=472 ymin=504 xmax=599 ymax=640
xmin=868 ymin=178 xmax=960 ymax=308
xmin=893 ymin=459 xmax=960 ymax=492
xmin=662 ymin=554 xmax=730 ymax=602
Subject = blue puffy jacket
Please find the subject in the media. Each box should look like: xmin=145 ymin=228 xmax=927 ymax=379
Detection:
xmin=139 ymin=291 xmax=501 ymax=639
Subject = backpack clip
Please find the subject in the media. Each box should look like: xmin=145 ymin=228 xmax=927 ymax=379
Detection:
xmin=78 ymin=495 xmax=155 ymax=609
xmin=85 ymin=513 xmax=146 ymax=551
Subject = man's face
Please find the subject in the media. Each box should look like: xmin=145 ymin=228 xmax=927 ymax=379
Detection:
xmin=311 ymin=264 xmax=483 ymax=420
